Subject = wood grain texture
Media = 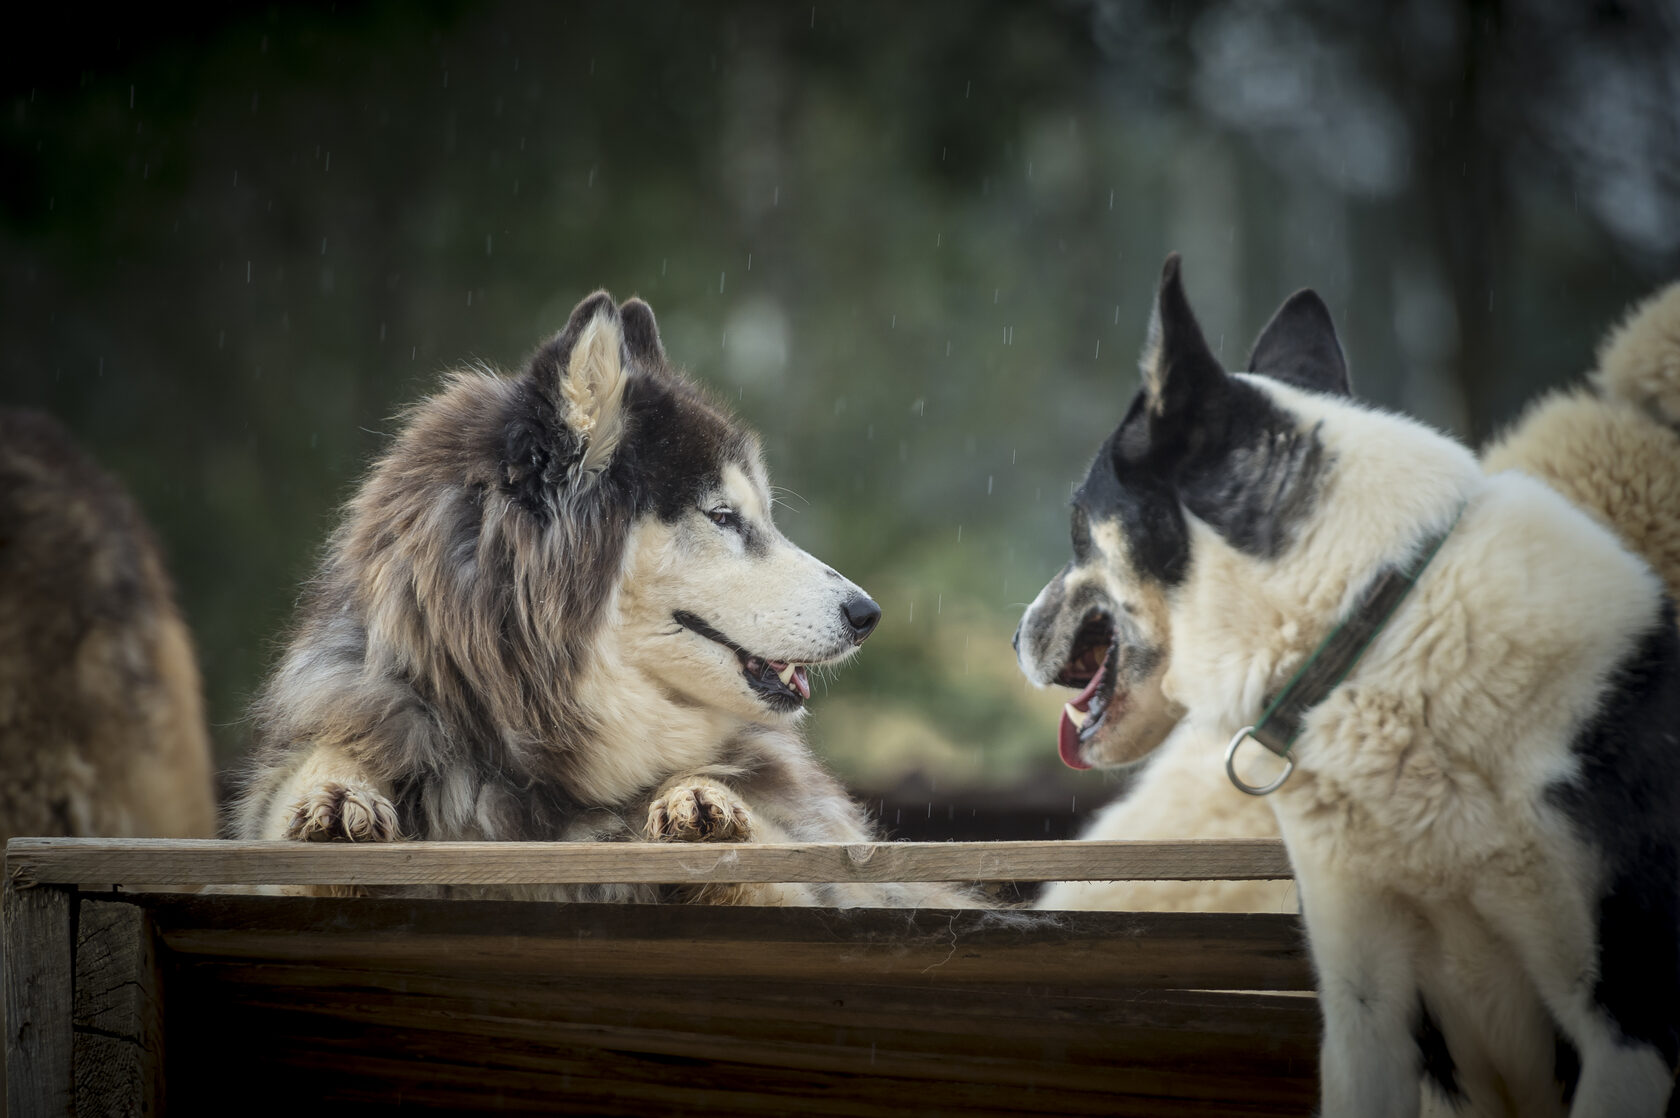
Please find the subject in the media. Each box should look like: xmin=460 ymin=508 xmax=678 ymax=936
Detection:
xmin=168 ymin=995 xmax=1316 ymax=1116
xmin=6 ymin=837 xmax=1294 ymax=888
xmin=137 ymin=892 xmax=1314 ymax=991
xmin=147 ymin=892 xmax=1318 ymax=1116
xmin=6 ymin=854 xmax=1314 ymax=1116
xmin=73 ymin=900 xmax=164 ymax=1117
xmin=4 ymin=880 xmax=75 ymax=1118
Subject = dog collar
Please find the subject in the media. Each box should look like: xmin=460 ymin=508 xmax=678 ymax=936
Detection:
xmin=1225 ymin=502 xmax=1467 ymax=796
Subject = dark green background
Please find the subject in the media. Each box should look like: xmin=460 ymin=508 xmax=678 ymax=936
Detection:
xmin=4 ymin=1 xmax=1676 ymax=819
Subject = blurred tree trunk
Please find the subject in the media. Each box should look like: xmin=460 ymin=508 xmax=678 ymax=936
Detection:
xmin=1427 ymin=0 xmax=1508 ymax=443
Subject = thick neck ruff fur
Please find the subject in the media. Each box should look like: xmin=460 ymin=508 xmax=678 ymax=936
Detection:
xmin=1018 ymin=257 xmax=1680 ymax=1117
xmin=231 ymin=291 xmax=974 ymax=910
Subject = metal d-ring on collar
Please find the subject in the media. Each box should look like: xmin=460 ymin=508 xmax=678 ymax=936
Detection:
xmin=1225 ymin=503 xmax=1467 ymax=797
xmin=1225 ymin=726 xmax=1295 ymax=797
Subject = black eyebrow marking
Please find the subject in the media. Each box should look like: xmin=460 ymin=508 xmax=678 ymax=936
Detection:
xmin=1071 ymin=505 xmax=1094 ymax=560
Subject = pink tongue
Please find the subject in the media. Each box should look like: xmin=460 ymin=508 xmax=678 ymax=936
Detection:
xmin=1056 ymin=665 xmax=1105 ymax=771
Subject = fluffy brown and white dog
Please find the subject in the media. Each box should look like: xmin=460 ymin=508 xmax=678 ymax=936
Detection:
xmin=1016 ymin=258 xmax=1680 ymax=1116
xmin=0 ymin=408 xmax=217 ymax=845
xmin=1039 ymin=280 xmax=1680 ymax=918
xmin=229 ymin=292 xmax=973 ymax=908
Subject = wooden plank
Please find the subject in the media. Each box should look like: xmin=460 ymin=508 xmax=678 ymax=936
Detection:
xmin=131 ymin=890 xmax=1318 ymax=1115
xmin=162 ymin=954 xmax=1318 ymax=1116
xmin=209 ymin=1039 xmax=1309 ymax=1117
xmin=183 ymin=963 xmax=1315 ymax=1053
xmin=4 ymin=879 xmax=75 ymax=1118
xmin=138 ymin=893 xmax=1315 ymax=991
xmin=176 ymin=965 xmax=1318 ymax=1083
xmin=73 ymin=900 xmax=164 ymax=1117
xmin=5 ymin=838 xmax=1294 ymax=889
xmin=171 ymin=1011 xmax=1313 ymax=1116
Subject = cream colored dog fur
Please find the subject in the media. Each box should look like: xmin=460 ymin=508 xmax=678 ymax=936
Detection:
xmin=1039 ymin=280 xmax=1680 ymax=918
xmin=1017 ymin=259 xmax=1680 ymax=1116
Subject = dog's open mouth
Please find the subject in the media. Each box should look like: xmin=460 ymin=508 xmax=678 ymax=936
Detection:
xmin=1054 ymin=612 xmax=1125 ymax=770
xmin=740 ymin=653 xmax=811 ymax=704
xmin=673 ymin=610 xmax=813 ymax=712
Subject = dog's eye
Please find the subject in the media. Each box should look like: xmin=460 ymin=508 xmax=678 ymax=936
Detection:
xmin=706 ymin=507 xmax=742 ymax=531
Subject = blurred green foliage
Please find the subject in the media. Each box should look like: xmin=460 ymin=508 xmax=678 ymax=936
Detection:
xmin=2 ymin=1 xmax=1676 ymax=807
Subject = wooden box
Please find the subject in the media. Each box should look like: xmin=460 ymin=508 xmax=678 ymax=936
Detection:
xmin=4 ymin=838 xmax=1314 ymax=1116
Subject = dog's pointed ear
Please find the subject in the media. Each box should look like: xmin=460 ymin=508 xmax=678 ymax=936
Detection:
xmin=619 ymin=297 xmax=666 ymax=367
xmin=1248 ymin=289 xmax=1350 ymax=396
xmin=527 ymin=290 xmax=630 ymax=480
xmin=1139 ymin=254 xmax=1227 ymax=423
xmin=560 ymin=297 xmax=629 ymax=478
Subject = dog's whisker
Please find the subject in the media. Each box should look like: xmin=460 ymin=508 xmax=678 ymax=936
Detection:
xmin=770 ymin=484 xmax=810 ymax=508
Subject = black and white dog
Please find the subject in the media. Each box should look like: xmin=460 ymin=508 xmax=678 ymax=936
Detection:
xmin=1016 ymin=255 xmax=1680 ymax=1117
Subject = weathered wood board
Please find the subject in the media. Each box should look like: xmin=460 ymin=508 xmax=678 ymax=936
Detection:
xmin=6 ymin=837 xmax=1295 ymax=889
xmin=4 ymin=880 xmax=74 ymax=1118
xmin=72 ymin=901 xmax=165 ymax=1117
xmin=4 ymin=839 xmax=1314 ymax=1116
xmin=155 ymin=895 xmax=1316 ymax=1116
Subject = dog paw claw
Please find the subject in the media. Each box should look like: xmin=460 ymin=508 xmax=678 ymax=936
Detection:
xmin=285 ymin=782 xmax=401 ymax=842
xmin=646 ymin=778 xmax=753 ymax=843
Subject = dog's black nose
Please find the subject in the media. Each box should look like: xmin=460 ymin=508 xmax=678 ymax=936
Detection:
xmin=842 ymin=595 xmax=882 ymax=642
xmin=1011 ymin=624 xmax=1021 ymax=653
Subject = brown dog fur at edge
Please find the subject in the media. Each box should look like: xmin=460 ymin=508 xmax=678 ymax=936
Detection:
xmin=0 ymin=407 xmax=216 ymax=844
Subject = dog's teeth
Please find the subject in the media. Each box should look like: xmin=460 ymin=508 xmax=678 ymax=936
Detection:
xmin=1064 ymin=703 xmax=1083 ymax=728
xmin=776 ymin=663 xmax=796 ymax=686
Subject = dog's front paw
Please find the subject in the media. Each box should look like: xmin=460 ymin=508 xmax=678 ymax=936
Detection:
xmin=284 ymin=781 xmax=400 ymax=842
xmin=646 ymin=777 xmax=754 ymax=843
